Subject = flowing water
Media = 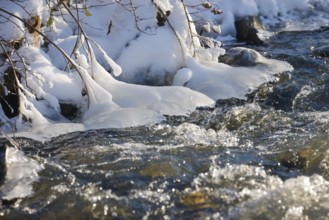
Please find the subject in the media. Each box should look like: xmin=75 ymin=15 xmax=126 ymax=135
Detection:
xmin=1 ymin=28 xmax=329 ymax=219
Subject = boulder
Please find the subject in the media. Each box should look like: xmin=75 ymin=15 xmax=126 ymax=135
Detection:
xmin=234 ymin=16 xmax=265 ymax=45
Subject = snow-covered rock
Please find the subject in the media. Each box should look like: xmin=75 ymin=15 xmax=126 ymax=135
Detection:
xmin=1 ymin=0 xmax=325 ymax=138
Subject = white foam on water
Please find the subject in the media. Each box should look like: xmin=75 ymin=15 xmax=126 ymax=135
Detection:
xmin=192 ymin=163 xmax=329 ymax=219
xmin=173 ymin=123 xmax=239 ymax=147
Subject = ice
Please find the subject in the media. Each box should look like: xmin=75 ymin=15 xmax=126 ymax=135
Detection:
xmin=0 ymin=147 xmax=43 ymax=200
xmin=184 ymin=55 xmax=292 ymax=100
xmin=16 ymin=122 xmax=85 ymax=141
xmin=82 ymin=106 xmax=163 ymax=130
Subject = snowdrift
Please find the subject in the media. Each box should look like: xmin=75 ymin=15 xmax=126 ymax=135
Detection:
xmin=1 ymin=0 xmax=324 ymax=139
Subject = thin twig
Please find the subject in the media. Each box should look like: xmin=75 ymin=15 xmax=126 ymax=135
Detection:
xmin=181 ymin=0 xmax=196 ymax=57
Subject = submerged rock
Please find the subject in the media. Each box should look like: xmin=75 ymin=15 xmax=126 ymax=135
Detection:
xmin=312 ymin=45 xmax=329 ymax=57
xmin=234 ymin=16 xmax=265 ymax=45
xmin=180 ymin=190 xmax=216 ymax=209
xmin=278 ymin=134 xmax=329 ymax=179
xmin=279 ymin=148 xmax=312 ymax=170
xmin=139 ymin=161 xmax=179 ymax=178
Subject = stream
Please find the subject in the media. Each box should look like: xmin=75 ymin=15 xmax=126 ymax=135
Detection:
xmin=1 ymin=28 xmax=329 ymax=219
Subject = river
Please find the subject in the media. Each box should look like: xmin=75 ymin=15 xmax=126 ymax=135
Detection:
xmin=1 ymin=28 xmax=329 ymax=219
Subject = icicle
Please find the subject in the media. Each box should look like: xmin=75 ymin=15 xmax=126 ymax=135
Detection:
xmin=91 ymin=40 xmax=122 ymax=77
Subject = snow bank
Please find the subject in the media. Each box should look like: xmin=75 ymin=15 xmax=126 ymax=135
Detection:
xmin=183 ymin=54 xmax=292 ymax=100
xmin=2 ymin=0 xmax=324 ymax=138
xmin=12 ymin=44 xmax=213 ymax=140
xmin=0 ymin=0 xmax=46 ymax=41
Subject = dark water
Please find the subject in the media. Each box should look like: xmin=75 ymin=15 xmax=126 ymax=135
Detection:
xmin=2 ymin=29 xmax=329 ymax=219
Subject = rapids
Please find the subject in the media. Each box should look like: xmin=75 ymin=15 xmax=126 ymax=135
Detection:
xmin=1 ymin=27 xmax=329 ymax=220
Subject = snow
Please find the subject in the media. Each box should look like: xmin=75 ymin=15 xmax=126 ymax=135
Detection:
xmin=0 ymin=0 xmax=327 ymax=140
xmin=0 ymin=0 xmax=46 ymax=41
xmin=172 ymin=68 xmax=192 ymax=86
xmin=16 ymin=47 xmax=83 ymax=104
xmin=116 ymin=28 xmax=184 ymax=84
xmin=0 ymin=0 xmax=328 ymax=202
xmin=184 ymin=54 xmax=292 ymax=100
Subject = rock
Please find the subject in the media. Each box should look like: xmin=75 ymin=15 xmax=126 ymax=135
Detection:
xmin=60 ymin=103 xmax=79 ymax=120
xmin=234 ymin=16 xmax=265 ymax=45
xmin=0 ymin=67 xmax=19 ymax=118
xmin=279 ymin=148 xmax=312 ymax=170
xmin=180 ymin=190 xmax=219 ymax=210
xmin=139 ymin=160 xmax=180 ymax=178
xmin=312 ymin=45 xmax=329 ymax=57
xmin=225 ymin=107 xmax=254 ymax=131
xmin=180 ymin=190 xmax=208 ymax=207
xmin=277 ymin=133 xmax=329 ymax=179
xmin=218 ymin=47 xmax=263 ymax=66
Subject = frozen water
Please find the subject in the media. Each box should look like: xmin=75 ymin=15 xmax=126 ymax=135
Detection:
xmin=0 ymin=147 xmax=42 ymax=201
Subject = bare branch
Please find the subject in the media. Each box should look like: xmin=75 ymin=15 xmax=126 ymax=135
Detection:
xmin=181 ymin=0 xmax=197 ymax=57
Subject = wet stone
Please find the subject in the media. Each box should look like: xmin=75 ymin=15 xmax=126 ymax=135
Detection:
xmin=234 ymin=16 xmax=265 ymax=45
xmin=60 ymin=103 xmax=79 ymax=120
xmin=277 ymin=134 xmax=329 ymax=179
xmin=279 ymin=148 xmax=312 ymax=170
xmin=312 ymin=45 xmax=329 ymax=57
xmin=263 ymin=84 xmax=299 ymax=111
xmin=218 ymin=47 xmax=264 ymax=67
xmin=139 ymin=161 xmax=178 ymax=178
xmin=180 ymin=190 xmax=210 ymax=207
